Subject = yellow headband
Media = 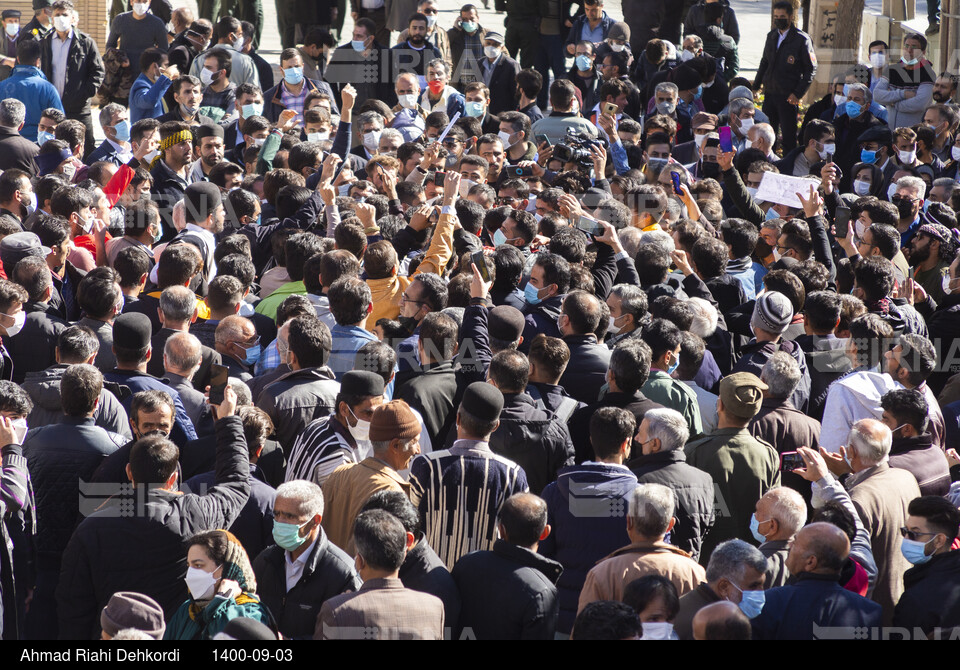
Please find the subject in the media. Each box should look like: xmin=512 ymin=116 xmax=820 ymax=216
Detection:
xmin=160 ymin=129 xmax=193 ymax=152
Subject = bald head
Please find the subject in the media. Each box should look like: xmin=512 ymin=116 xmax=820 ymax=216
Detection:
xmin=498 ymin=493 xmax=549 ymax=549
xmin=164 ymin=331 xmax=202 ymax=378
xmin=692 ymin=601 xmax=751 ymax=641
xmin=786 ymin=522 xmax=850 ymax=576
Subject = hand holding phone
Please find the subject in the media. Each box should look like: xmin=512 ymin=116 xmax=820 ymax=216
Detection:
xmin=576 ymin=216 xmax=603 ymax=236
xmin=670 ymin=171 xmax=682 ymax=196
xmin=208 ymin=364 xmax=230 ymax=406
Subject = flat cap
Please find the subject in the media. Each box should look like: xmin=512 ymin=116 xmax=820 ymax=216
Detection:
xmin=719 ymin=372 xmax=768 ymax=419
xmin=0 ymin=232 xmax=50 ymax=273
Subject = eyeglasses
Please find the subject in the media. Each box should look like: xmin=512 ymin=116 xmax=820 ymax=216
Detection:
xmin=775 ymin=244 xmax=792 ymax=253
xmin=400 ymin=292 xmax=427 ymax=307
xmin=495 ymin=197 xmax=518 ymax=206
xmin=900 ymin=527 xmax=939 ymax=541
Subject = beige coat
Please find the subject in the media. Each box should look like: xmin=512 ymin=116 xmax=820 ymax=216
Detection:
xmin=322 ymin=457 xmax=410 ymax=556
xmin=577 ymin=541 xmax=706 ymax=613
xmin=847 ymin=462 xmax=921 ymax=625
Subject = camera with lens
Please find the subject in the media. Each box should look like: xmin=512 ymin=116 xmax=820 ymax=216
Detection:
xmin=552 ymin=130 xmax=598 ymax=170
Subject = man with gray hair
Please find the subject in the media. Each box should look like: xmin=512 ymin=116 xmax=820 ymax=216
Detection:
xmin=87 ymin=102 xmax=133 ymax=166
xmin=605 ymin=284 xmax=647 ymax=349
xmin=630 ymin=407 xmax=715 ymax=562
xmin=252 ymin=480 xmax=361 ymax=640
xmin=817 ymin=417 xmax=921 ymax=624
xmin=750 ymin=351 xmax=821 ymax=500
xmin=0 ymin=97 xmax=39 ymax=174
xmin=747 ymin=122 xmax=777 ymax=162
xmin=355 ymin=110 xmax=386 ymax=160
xmin=728 ymin=97 xmax=756 ymax=151
xmin=148 ymin=285 xmax=223 ymax=393
xmin=577 ymin=483 xmax=706 ymax=611
xmin=750 ymin=487 xmax=807 ymax=588
xmin=162 ymin=332 xmax=209 ymax=430
xmin=673 ymin=538 xmax=768 ymax=640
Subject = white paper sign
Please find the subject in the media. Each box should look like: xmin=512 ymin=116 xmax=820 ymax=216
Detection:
xmin=754 ymin=172 xmax=818 ymax=209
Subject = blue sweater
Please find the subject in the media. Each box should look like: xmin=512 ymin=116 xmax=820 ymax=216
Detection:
xmin=129 ymin=72 xmax=171 ymax=123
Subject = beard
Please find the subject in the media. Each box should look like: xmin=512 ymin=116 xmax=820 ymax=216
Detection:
xmin=909 ymin=243 xmax=930 ymax=264
xmin=409 ymin=34 xmax=425 ymax=46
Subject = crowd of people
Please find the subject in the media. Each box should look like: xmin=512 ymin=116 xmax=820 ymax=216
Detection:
xmin=0 ymin=0 xmax=955 ymax=642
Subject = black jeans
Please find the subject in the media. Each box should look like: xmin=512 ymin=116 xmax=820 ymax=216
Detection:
xmin=763 ymin=95 xmax=800 ymax=153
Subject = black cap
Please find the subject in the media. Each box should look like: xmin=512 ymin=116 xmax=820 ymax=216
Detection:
xmin=113 ymin=312 xmax=153 ymax=350
xmin=340 ymin=370 xmax=385 ymax=397
xmin=32 ymin=0 xmax=54 ymax=10
xmin=196 ymin=123 xmax=225 ymax=140
xmin=184 ymin=182 xmax=222 ymax=224
xmin=670 ymin=65 xmax=702 ymax=91
xmin=488 ymin=305 xmax=525 ymax=343
xmin=2 ymin=10 xmax=21 ymax=20
xmin=856 ymin=125 xmax=892 ymax=146
xmin=461 ymin=382 xmax=504 ymax=423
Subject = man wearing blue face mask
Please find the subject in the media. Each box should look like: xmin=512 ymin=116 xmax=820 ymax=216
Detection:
xmin=892 ymin=496 xmax=960 ymax=635
xmin=0 ymin=38 xmax=62 ymax=144
xmin=830 ymin=83 xmax=884 ymax=188
xmin=262 ymin=49 xmax=338 ymax=126
xmin=753 ymin=523 xmax=882 ymax=639
xmin=673 ymin=539 xmax=767 ymax=640
xmin=86 ymin=103 xmax=133 ymax=167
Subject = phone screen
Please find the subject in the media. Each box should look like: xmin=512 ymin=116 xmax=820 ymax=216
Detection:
xmin=718 ymin=126 xmax=733 ymax=153
xmin=209 ymin=364 xmax=229 ymax=406
xmin=780 ymin=452 xmax=804 ymax=472
xmin=576 ymin=216 xmax=603 ymax=236
xmin=670 ymin=171 xmax=682 ymax=196
xmin=471 ymin=251 xmax=490 ymax=282
xmin=835 ymin=206 xmax=850 ymax=239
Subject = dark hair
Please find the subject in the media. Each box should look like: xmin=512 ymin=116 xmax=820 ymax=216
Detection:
xmin=676 ymin=331 xmax=706 ymax=381
xmin=609 ymin=338 xmax=652 ymax=394
xmin=419 ymin=312 xmax=458 ymax=362
xmin=488 ymin=349 xmax=529 ymax=393
xmin=77 ymin=274 xmax=121 ymax=320
xmin=880 ymin=388 xmax=928 ymax=433
xmin=492 ymin=244 xmax=524 ymax=294
xmin=319 ymin=249 xmax=361 ymax=289
xmin=360 ymin=489 xmax=421 ymax=536
xmin=650 ymin=296 xmax=694 ymax=331
xmin=130 ymin=389 xmax=175 ymax=427
xmin=721 ymin=218 xmax=758 ymax=259
xmin=287 ymin=314 xmax=331 ymax=369
xmin=0 ymin=380 xmax=32 ymax=417
xmin=61 ymin=363 xmax=102 ymax=417
xmin=622 ymin=574 xmax=681 ymax=620
xmin=498 ymin=493 xmax=547 ymax=547
xmin=571 ymin=601 xmax=642 ymax=640
xmin=157 ymin=243 xmax=201 ymax=289
xmin=128 ymin=434 xmax=180 ymax=484
xmin=333 ymin=223 xmax=367 ymax=260
xmin=590 ymin=407 xmax=636 ymax=460
xmin=853 ymin=256 xmax=895 ymax=302
xmin=849 ymin=313 xmax=894 ymax=367
xmin=276 ymin=294 xmax=316 ymax=326
xmin=642 ymin=318 xmax=682 ymax=361
xmin=549 ymin=227 xmax=587 ymax=265
xmin=413 ymin=273 xmax=448 ymax=312
xmin=516 ymin=68 xmax=542 ymax=99
xmin=793 ymin=260 xmax=829 ymax=295
xmin=763 ymin=269 xmax=805 ymax=316
xmin=217 ymin=254 xmax=256 ymax=290
xmin=114 ymin=247 xmax=153 ymax=290
xmin=534 ymin=253 xmax=571 ymax=295
xmin=57 ymin=325 xmax=99 ymax=363
xmin=811 ymin=501 xmax=857 ymax=543
xmin=803 ymin=291 xmax=841 ymax=333
xmin=527 ymin=334 xmax=570 ymax=382
xmin=907 ymin=496 xmax=960 ymax=542
xmin=353 ymin=509 xmax=408 ymax=571
xmin=285 ymin=232 xmax=326 ymax=282
xmin=354 ymin=340 xmax=397 ymax=385
xmin=328 ymin=276 xmax=371 ymax=326
xmin=562 ymin=290 xmax=602 ymax=335
xmin=691 ymin=236 xmax=728 ymax=278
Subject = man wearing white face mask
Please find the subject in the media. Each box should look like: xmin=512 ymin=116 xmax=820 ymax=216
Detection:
xmin=40 ymin=0 xmax=104 ymax=160
xmin=873 ymin=32 xmax=935 ymax=129
xmin=286 ymin=370 xmax=384 ymax=485
xmin=188 ymin=16 xmax=259 ymax=90
xmin=106 ymin=0 xmax=167 ymax=79
xmin=775 ymin=118 xmax=835 ymax=178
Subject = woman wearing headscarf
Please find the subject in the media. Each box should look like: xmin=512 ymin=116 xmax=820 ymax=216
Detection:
xmin=165 ymin=529 xmax=272 ymax=640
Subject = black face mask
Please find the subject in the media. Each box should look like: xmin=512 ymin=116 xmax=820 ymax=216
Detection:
xmin=398 ymin=315 xmax=419 ymax=334
xmin=701 ymin=161 xmax=721 ymax=179
xmin=774 ymin=17 xmax=790 ymax=30
xmin=891 ymin=195 xmax=916 ymax=220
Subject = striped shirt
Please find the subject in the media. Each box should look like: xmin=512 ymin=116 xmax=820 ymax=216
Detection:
xmin=286 ymin=416 xmax=363 ymax=486
xmin=409 ymin=439 xmax=529 ymax=570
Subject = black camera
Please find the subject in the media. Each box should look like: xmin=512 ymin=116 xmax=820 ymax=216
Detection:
xmin=506 ymin=165 xmax=534 ymax=177
xmin=552 ymin=130 xmax=598 ymax=170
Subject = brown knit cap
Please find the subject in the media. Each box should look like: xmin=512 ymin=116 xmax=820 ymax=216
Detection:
xmin=369 ymin=400 xmax=421 ymax=442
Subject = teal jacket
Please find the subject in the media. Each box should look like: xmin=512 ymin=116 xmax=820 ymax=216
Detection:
xmin=164 ymin=593 xmax=271 ymax=640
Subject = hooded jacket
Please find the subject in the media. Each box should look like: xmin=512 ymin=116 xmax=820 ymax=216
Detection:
xmin=539 ymin=462 xmax=636 ymax=634
xmin=22 ymin=364 xmax=132 ymax=439
xmin=488 ymin=393 xmax=575 ymax=495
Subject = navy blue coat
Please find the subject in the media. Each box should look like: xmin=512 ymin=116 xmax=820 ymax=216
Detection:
xmin=751 ymin=572 xmax=883 ymax=640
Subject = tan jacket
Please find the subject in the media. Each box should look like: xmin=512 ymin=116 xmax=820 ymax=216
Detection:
xmin=321 ymin=457 xmax=410 ymax=555
xmin=316 ymin=577 xmax=444 ymax=639
xmin=365 ymin=210 xmax=457 ymax=329
xmin=577 ymin=540 xmax=706 ymax=613
xmin=848 ymin=462 xmax=921 ymax=625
